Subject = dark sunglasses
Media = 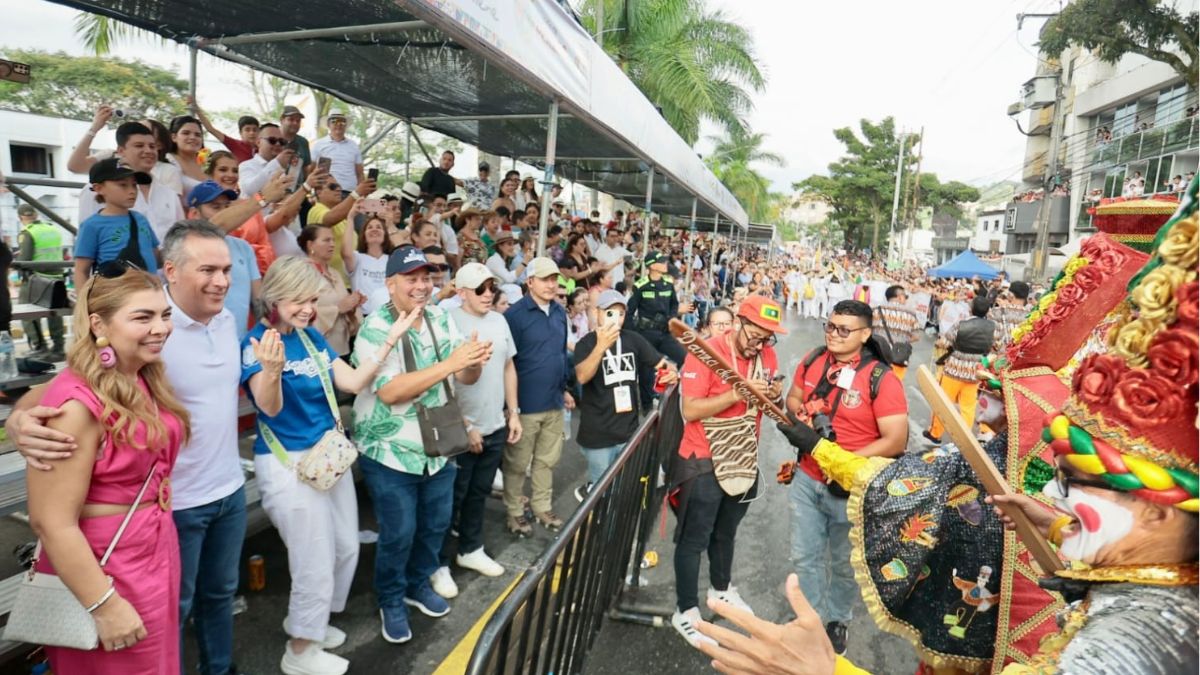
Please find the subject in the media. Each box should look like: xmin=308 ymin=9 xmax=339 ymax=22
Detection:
xmin=324 ymin=183 xmax=341 ymax=192
xmin=474 ymin=282 xmax=497 ymax=296
xmin=1054 ymin=465 xmax=1120 ymax=498
xmin=824 ymin=322 xmax=867 ymax=338
xmin=93 ymin=259 xmax=142 ymax=278
xmin=429 ymin=263 xmax=451 ymax=272
xmin=263 ymin=137 xmax=287 ymax=146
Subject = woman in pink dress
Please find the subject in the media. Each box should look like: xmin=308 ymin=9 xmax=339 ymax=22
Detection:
xmin=26 ymin=263 xmax=190 ymax=674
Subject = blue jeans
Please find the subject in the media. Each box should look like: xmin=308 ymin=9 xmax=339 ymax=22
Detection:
xmin=175 ymin=485 xmax=247 ymax=675
xmin=789 ymin=473 xmax=854 ymax=623
xmin=359 ymin=455 xmax=456 ymax=609
xmin=579 ymin=443 xmax=623 ymax=486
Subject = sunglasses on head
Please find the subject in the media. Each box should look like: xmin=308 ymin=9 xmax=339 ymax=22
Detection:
xmin=263 ymin=137 xmax=287 ymax=146
xmin=93 ymin=259 xmax=143 ymax=278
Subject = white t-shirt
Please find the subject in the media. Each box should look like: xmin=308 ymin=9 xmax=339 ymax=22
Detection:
xmin=440 ymin=222 xmax=461 ymax=255
xmin=351 ymin=251 xmax=388 ymax=315
xmin=166 ymin=153 xmax=204 ymax=197
xmin=78 ymin=179 xmax=185 ymax=244
xmin=448 ymin=308 xmax=517 ymax=435
xmin=594 ymin=243 xmax=631 ymax=286
xmin=161 ymin=294 xmax=245 ymax=510
xmin=311 ymin=136 xmax=363 ymax=193
xmin=487 ymin=252 xmax=519 ymax=284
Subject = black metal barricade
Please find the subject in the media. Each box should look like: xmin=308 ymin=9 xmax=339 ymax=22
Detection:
xmin=465 ymin=401 xmax=666 ymax=675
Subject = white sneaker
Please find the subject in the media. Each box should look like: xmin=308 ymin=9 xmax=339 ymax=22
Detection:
xmin=280 ymin=641 xmax=348 ymax=675
xmin=707 ymin=585 xmax=755 ymax=616
xmin=430 ymin=566 xmax=459 ymax=599
xmin=671 ymin=607 xmax=716 ymax=648
xmin=282 ymin=618 xmax=346 ymax=650
xmin=491 ymin=472 xmax=504 ymax=495
xmin=456 ymin=548 xmax=505 ymax=577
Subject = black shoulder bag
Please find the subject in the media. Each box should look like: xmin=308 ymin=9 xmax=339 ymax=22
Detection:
xmin=879 ymin=310 xmax=912 ymax=366
xmin=399 ymin=308 xmax=471 ymax=458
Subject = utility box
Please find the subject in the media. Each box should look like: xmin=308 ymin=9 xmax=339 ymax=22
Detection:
xmin=1021 ymin=76 xmax=1057 ymax=109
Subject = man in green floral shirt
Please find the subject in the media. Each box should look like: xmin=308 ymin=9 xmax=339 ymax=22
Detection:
xmin=351 ymin=245 xmax=491 ymax=645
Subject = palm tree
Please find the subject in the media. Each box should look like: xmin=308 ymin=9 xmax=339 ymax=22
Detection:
xmin=580 ymin=0 xmax=766 ymax=144
xmin=74 ymin=13 xmax=142 ymax=55
xmin=705 ymin=131 xmax=784 ymax=221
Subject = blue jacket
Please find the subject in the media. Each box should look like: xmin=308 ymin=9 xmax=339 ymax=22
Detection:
xmin=504 ymin=295 xmax=570 ymax=414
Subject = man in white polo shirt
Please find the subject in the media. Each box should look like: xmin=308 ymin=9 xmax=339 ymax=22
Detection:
xmin=8 ymin=220 xmax=266 ymax=674
xmin=311 ymin=109 xmax=364 ymax=194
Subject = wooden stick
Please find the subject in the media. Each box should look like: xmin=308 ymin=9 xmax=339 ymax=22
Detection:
xmin=668 ymin=319 xmax=790 ymax=425
xmin=916 ymin=365 xmax=1063 ymax=574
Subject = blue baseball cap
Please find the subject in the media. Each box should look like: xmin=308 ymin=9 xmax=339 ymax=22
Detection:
xmin=386 ymin=245 xmax=438 ymax=276
xmin=187 ymin=180 xmax=239 ymax=208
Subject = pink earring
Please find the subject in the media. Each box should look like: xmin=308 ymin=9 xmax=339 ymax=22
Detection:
xmin=96 ymin=336 xmax=116 ymax=369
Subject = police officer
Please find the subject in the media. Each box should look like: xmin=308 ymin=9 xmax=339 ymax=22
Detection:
xmin=15 ymin=204 xmax=66 ymax=360
xmin=625 ymin=251 xmax=692 ymax=408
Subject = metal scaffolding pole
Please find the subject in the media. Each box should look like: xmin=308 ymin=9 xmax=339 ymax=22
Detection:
xmin=639 ymin=167 xmax=654 ymax=279
xmin=362 ymin=118 xmax=402 ymax=154
xmin=188 ymin=46 xmax=198 ymax=114
xmin=205 ymin=21 xmax=430 ymax=46
xmin=684 ymin=198 xmax=697 ymax=295
xmin=710 ymin=214 xmax=720 ymax=292
xmin=404 ymin=122 xmax=412 ymax=180
xmin=3 ymin=183 xmax=78 ymax=235
xmin=536 ymin=100 xmax=559 ymax=257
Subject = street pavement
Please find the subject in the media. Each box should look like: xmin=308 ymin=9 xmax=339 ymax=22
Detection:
xmin=183 ymin=307 xmax=935 ymax=674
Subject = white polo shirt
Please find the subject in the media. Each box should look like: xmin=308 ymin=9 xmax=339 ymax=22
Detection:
xmin=595 ymin=242 xmax=631 ymax=286
xmin=162 ymin=290 xmax=246 ymax=511
xmin=311 ymin=135 xmax=363 ymax=193
xmin=78 ymin=179 xmax=185 ymax=243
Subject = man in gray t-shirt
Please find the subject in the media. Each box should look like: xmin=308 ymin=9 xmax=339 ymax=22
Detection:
xmin=440 ymin=263 xmax=521 ymax=585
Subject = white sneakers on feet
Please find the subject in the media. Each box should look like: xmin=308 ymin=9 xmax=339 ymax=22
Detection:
xmin=671 ymin=607 xmax=716 ymax=648
xmin=280 ymin=641 xmax=348 ymax=675
xmin=456 ymin=547 xmax=505 ymax=577
xmin=431 ymin=566 xmax=460 ymax=598
xmin=282 ymin=618 xmax=346 ymax=650
xmin=707 ymin=585 xmax=755 ymax=616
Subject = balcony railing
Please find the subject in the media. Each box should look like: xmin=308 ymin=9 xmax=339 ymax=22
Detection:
xmin=1090 ymin=117 xmax=1199 ymax=169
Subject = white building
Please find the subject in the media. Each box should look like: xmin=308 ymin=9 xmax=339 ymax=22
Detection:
xmin=785 ymin=193 xmax=833 ymax=227
xmin=972 ymin=208 xmax=1007 ymax=254
xmin=0 ymin=108 xmax=105 ymax=246
xmin=1012 ymin=0 xmax=1197 ymax=255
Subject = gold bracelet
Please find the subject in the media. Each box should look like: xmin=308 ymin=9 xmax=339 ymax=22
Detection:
xmin=1047 ymin=514 xmax=1074 ymax=546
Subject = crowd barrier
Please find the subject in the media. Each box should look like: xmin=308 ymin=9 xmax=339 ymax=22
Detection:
xmin=465 ymin=391 xmax=672 ymax=675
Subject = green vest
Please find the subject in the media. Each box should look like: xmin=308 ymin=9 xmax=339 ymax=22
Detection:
xmin=23 ymin=221 xmax=62 ymax=262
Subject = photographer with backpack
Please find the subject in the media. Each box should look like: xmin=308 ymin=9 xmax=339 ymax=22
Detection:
xmin=781 ymin=300 xmax=909 ymax=655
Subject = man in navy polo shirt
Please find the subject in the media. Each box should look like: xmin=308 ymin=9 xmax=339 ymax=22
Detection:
xmin=501 ymin=257 xmax=576 ymax=536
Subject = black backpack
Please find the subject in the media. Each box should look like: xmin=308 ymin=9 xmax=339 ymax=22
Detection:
xmin=800 ymin=346 xmax=891 ymax=403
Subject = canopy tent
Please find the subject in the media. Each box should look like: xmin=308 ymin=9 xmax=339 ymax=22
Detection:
xmin=50 ymin=0 xmax=748 ymax=234
xmin=927 ymin=250 xmax=1000 ymax=280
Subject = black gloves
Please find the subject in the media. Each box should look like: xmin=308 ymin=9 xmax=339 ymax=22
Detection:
xmin=776 ymin=412 xmax=821 ymax=456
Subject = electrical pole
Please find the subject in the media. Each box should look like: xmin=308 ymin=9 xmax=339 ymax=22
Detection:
xmin=884 ymin=131 xmax=908 ymax=262
xmin=904 ymin=126 xmax=924 ymax=259
xmin=1029 ymin=71 xmax=1064 ymax=281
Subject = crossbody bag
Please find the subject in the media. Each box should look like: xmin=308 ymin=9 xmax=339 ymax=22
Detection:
xmin=399 ymin=308 xmax=471 ymax=458
xmin=259 ymin=329 xmax=357 ymax=491
xmin=4 ymin=464 xmax=157 ymax=650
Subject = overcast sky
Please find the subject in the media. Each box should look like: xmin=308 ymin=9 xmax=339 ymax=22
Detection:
xmin=2 ymin=0 xmax=1057 ymax=191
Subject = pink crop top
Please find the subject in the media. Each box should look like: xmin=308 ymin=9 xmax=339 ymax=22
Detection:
xmin=40 ymin=369 xmax=183 ymax=506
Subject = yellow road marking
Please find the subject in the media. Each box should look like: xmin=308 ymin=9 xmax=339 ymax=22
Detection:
xmin=433 ymin=574 xmax=523 ymax=675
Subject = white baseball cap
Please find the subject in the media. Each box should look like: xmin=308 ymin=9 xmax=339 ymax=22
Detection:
xmin=454 ymin=262 xmax=499 ymax=290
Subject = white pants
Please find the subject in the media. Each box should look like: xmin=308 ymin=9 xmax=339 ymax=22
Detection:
xmin=809 ymin=296 xmax=827 ymax=319
xmin=255 ymin=452 xmax=359 ymax=642
xmin=800 ymin=298 xmax=815 ymax=318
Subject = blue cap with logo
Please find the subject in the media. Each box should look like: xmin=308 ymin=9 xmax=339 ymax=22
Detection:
xmin=386 ymin=245 xmax=438 ymax=276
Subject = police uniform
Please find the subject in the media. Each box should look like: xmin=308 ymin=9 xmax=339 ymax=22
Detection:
xmin=18 ymin=218 xmax=65 ymax=358
xmin=625 ymin=253 xmax=686 ymax=408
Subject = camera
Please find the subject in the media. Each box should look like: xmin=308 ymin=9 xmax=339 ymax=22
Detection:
xmin=810 ymin=412 xmax=837 ymax=443
xmin=112 ymin=109 xmax=128 ymax=119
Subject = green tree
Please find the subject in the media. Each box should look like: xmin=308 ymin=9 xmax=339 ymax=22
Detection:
xmin=794 ymin=118 xmax=913 ymax=255
xmin=0 ymin=49 xmax=187 ymax=120
xmin=1038 ymin=0 xmax=1198 ymax=85
xmin=579 ymin=0 xmax=766 ymax=144
xmin=73 ymin=13 xmax=139 ymax=56
xmin=918 ymin=177 xmax=980 ymax=223
xmin=705 ymin=130 xmax=783 ymax=221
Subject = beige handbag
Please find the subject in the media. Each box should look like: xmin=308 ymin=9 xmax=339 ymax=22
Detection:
xmin=4 ymin=465 xmax=157 ymax=650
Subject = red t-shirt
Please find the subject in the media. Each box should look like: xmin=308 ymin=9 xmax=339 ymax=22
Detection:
xmin=222 ymin=137 xmax=256 ymax=163
xmin=678 ymin=336 xmax=779 ymax=460
xmin=793 ymin=350 xmax=907 ymax=481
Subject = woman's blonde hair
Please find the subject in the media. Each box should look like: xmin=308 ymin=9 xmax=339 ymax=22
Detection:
xmin=255 ymin=255 xmax=326 ymax=320
xmin=68 ymin=269 xmax=191 ymax=449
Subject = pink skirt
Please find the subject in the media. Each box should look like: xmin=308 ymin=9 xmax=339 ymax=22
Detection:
xmin=37 ymin=505 xmax=180 ymax=674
